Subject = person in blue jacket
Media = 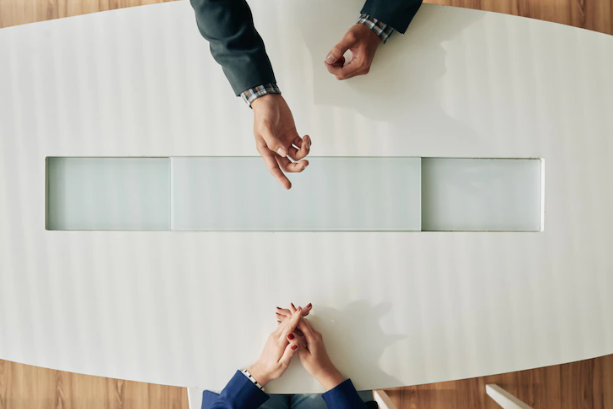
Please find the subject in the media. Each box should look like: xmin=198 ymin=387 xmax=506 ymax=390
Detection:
xmin=202 ymin=304 xmax=377 ymax=409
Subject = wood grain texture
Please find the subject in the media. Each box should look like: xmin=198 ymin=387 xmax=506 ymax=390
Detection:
xmin=0 ymin=0 xmax=612 ymax=34
xmin=385 ymin=354 xmax=613 ymax=409
xmin=425 ymin=0 xmax=613 ymax=34
xmin=0 ymin=360 xmax=189 ymax=409
xmin=0 ymin=0 xmax=177 ymax=29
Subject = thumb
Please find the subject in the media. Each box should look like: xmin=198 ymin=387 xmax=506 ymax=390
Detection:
xmin=326 ymin=33 xmax=357 ymax=64
xmin=261 ymin=122 xmax=288 ymax=158
xmin=279 ymin=342 xmax=299 ymax=368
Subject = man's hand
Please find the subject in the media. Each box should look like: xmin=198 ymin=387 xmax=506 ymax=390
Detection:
xmin=325 ymin=24 xmax=381 ymax=80
xmin=251 ymin=94 xmax=311 ymax=190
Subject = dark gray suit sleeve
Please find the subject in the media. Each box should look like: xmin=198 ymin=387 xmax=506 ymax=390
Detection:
xmin=361 ymin=0 xmax=423 ymax=33
xmin=189 ymin=0 xmax=277 ymax=96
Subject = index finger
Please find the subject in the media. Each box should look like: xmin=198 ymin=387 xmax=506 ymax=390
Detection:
xmin=297 ymin=319 xmax=316 ymax=344
xmin=279 ymin=307 xmax=303 ymax=339
xmin=257 ymin=144 xmax=291 ymax=190
xmin=288 ymin=135 xmax=311 ymax=161
xmin=325 ymin=60 xmax=363 ymax=80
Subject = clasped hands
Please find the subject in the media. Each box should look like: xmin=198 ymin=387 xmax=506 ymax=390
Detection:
xmin=251 ymin=23 xmax=382 ymax=189
xmin=247 ymin=303 xmax=346 ymax=391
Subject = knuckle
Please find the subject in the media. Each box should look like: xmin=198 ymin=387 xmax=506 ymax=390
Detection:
xmin=332 ymin=45 xmax=344 ymax=57
xmin=344 ymin=31 xmax=357 ymax=43
xmin=261 ymin=118 xmax=274 ymax=129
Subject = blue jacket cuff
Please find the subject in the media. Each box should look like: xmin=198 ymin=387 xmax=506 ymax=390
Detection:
xmin=202 ymin=371 xmax=269 ymax=409
xmin=322 ymin=379 xmax=369 ymax=409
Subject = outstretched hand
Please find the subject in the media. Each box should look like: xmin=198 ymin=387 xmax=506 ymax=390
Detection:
xmin=251 ymin=94 xmax=311 ymax=190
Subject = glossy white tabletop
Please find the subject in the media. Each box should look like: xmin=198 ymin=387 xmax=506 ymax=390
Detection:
xmin=0 ymin=0 xmax=612 ymax=394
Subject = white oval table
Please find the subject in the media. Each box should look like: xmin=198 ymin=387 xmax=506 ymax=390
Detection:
xmin=0 ymin=0 xmax=612 ymax=400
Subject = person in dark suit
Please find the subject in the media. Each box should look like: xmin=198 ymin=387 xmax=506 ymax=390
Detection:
xmin=189 ymin=0 xmax=423 ymax=189
xmin=202 ymin=304 xmax=377 ymax=409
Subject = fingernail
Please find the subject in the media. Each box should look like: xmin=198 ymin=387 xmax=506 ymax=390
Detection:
xmin=326 ymin=53 xmax=336 ymax=63
xmin=276 ymin=307 xmax=281 ymax=309
xmin=306 ymin=303 xmax=312 ymax=309
xmin=298 ymin=306 xmax=302 ymax=312
xmin=288 ymin=333 xmax=295 ymax=340
xmin=277 ymin=147 xmax=287 ymax=157
xmin=291 ymin=303 xmax=296 ymax=309
xmin=291 ymin=344 xmax=298 ymax=350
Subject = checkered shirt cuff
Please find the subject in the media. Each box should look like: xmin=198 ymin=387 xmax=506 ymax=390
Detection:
xmin=241 ymin=369 xmax=266 ymax=391
xmin=358 ymin=14 xmax=394 ymax=43
xmin=241 ymin=83 xmax=281 ymax=107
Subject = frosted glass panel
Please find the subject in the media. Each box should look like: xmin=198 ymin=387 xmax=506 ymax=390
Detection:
xmin=46 ymin=158 xmax=170 ymax=230
xmin=421 ymin=158 xmax=542 ymax=231
xmin=46 ymin=157 xmax=542 ymax=232
xmin=171 ymin=157 xmax=422 ymax=231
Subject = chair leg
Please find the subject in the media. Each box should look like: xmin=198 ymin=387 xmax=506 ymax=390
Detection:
xmin=187 ymin=387 xmax=204 ymax=409
xmin=485 ymin=384 xmax=533 ymax=409
xmin=373 ymin=390 xmax=399 ymax=409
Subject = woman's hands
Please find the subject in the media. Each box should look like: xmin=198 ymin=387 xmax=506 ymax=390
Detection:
xmin=276 ymin=304 xmax=346 ymax=391
xmin=247 ymin=305 xmax=303 ymax=386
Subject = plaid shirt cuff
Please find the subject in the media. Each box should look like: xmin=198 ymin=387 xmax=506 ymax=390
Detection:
xmin=241 ymin=83 xmax=281 ymax=107
xmin=358 ymin=14 xmax=394 ymax=43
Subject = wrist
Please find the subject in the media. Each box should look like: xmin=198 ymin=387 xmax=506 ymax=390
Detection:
xmin=355 ymin=23 xmax=382 ymax=43
xmin=316 ymin=368 xmax=346 ymax=391
xmin=250 ymin=93 xmax=281 ymax=111
xmin=247 ymin=363 xmax=271 ymax=387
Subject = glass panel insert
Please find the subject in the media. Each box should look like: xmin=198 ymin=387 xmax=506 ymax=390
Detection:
xmin=170 ymin=157 xmax=422 ymax=231
xmin=421 ymin=158 xmax=542 ymax=232
xmin=46 ymin=157 xmax=171 ymax=231
xmin=46 ymin=157 xmax=543 ymax=232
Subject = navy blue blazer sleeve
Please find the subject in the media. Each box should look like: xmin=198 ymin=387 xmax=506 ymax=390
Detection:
xmin=361 ymin=0 xmax=423 ymax=34
xmin=201 ymin=371 xmax=269 ymax=409
xmin=189 ymin=0 xmax=277 ymax=96
xmin=190 ymin=0 xmax=423 ymax=97
xmin=322 ymin=379 xmax=369 ymax=409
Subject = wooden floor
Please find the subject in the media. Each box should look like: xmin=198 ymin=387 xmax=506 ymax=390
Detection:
xmin=1 ymin=355 xmax=612 ymax=409
xmin=0 ymin=0 xmax=612 ymax=408
xmin=385 ymin=354 xmax=613 ymax=409
xmin=0 ymin=0 xmax=612 ymax=34
xmin=0 ymin=359 xmax=189 ymax=409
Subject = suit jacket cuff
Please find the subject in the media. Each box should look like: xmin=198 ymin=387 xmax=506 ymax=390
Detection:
xmin=322 ymin=379 xmax=369 ymax=409
xmin=358 ymin=14 xmax=394 ymax=43
xmin=241 ymin=83 xmax=282 ymax=107
xmin=360 ymin=0 xmax=423 ymax=34
xmin=202 ymin=371 xmax=269 ymax=409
